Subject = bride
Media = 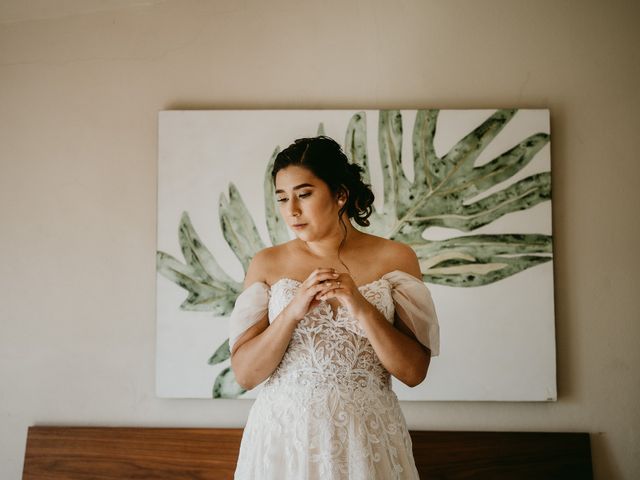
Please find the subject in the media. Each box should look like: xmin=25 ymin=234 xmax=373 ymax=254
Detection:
xmin=229 ymin=135 xmax=440 ymax=479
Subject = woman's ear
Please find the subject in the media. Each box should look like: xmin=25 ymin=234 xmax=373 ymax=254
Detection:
xmin=337 ymin=189 xmax=347 ymax=205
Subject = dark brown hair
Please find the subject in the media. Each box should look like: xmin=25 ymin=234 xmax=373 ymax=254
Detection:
xmin=272 ymin=135 xmax=375 ymax=227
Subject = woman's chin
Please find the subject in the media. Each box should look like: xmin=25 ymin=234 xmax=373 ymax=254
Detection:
xmin=293 ymin=229 xmax=314 ymax=241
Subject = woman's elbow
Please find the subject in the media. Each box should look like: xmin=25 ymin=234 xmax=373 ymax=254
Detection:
xmin=403 ymin=368 xmax=427 ymax=388
xmin=403 ymin=355 xmax=431 ymax=387
xmin=233 ymin=371 xmax=257 ymax=391
xmin=230 ymin=357 xmax=256 ymax=391
xmin=233 ymin=372 xmax=253 ymax=391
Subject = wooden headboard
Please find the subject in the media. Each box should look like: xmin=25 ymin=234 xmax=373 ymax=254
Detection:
xmin=22 ymin=426 xmax=593 ymax=479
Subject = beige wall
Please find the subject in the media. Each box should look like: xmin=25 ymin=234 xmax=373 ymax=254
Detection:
xmin=1 ymin=0 xmax=638 ymax=478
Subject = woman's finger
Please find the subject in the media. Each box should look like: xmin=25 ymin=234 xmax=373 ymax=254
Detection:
xmin=316 ymin=280 xmax=339 ymax=293
xmin=317 ymin=284 xmax=342 ymax=300
xmin=316 ymin=271 xmax=340 ymax=285
xmin=304 ymin=269 xmax=338 ymax=288
xmin=308 ymin=282 xmax=331 ymax=300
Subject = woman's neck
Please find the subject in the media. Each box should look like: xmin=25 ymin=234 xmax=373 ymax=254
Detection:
xmin=301 ymin=219 xmax=361 ymax=260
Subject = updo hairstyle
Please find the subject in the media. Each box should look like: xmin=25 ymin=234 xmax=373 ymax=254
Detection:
xmin=271 ymin=136 xmax=375 ymax=227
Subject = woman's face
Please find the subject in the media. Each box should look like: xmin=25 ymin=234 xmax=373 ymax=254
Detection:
xmin=274 ymin=165 xmax=343 ymax=241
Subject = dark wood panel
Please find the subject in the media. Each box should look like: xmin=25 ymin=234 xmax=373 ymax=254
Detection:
xmin=22 ymin=426 xmax=592 ymax=479
xmin=410 ymin=430 xmax=593 ymax=479
xmin=23 ymin=427 xmax=242 ymax=480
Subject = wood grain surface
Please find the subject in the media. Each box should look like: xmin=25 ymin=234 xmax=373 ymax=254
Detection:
xmin=22 ymin=426 xmax=592 ymax=479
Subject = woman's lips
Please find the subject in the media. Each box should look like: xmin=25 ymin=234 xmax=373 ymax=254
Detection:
xmin=293 ymin=224 xmax=307 ymax=229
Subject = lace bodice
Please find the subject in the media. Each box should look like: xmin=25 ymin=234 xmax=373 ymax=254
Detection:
xmin=229 ymin=269 xmax=439 ymax=358
xmin=265 ymin=277 xmax=395 ymax=391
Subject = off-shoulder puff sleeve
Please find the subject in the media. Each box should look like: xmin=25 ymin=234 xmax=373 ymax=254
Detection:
xmin=228 ymin=281 xmax=270 ymax=354
xmin=382 ymin=270 xmax=440 ymax=357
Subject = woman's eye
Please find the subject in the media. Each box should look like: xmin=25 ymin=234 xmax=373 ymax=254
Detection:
xmin=299 ymin=192 xmax=311 ymax=198
xmin=276 ymin=198 xmax=287 ymax=203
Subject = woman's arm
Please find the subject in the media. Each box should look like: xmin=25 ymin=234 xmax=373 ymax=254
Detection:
xmin=356 ymin=302 xmax=431 ymax=387
xmin=230 ymin=308 xmax=298 ymax=390
xmin=230 ymin=249 xmax=298 ymax=390
xmin=354 ymin=242 xmax=432 ymax=387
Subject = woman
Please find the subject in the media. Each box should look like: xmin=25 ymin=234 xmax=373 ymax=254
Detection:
xmin=228 ymin=136 xmax=440 ymax=479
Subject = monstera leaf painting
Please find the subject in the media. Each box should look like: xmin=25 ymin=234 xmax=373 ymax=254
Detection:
xmin=156 ymin=109 xmax=556 ymax=401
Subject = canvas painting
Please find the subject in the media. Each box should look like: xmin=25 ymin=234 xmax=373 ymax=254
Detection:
xmin=156 ymin=109 xmax=556 ymax=401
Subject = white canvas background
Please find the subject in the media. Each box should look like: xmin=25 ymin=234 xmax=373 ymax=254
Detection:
xmin=156 ymin=109 xmax=555 ymax=401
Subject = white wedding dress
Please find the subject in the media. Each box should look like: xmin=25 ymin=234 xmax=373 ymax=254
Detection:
xmin=228 ymin=270 xmax=440 ymax=480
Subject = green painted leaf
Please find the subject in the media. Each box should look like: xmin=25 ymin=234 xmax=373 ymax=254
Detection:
xmin=157 ymin=251 xmax=227 ymax=313
xmin=208 ymin=339 xmax=230 ymax=365
xmin=405 ymin=171 xmax=551 ymax=233
xmin=424 ymin=255 xmax=552 ymax=287
xmin=219 ymin=182 xmax=266 ymax=271
xmin=177 ymin=211 xmax=237 ymax=286
xmin=156 ymin=212 xmax=241 ymax=314
xmin=454 ymin=132 xmax=550 ymax=198
xmin=361 ymin=110 xmax=551 ymax=243
xmin=412 ymin=109 xmax=439 ymax=191
xmin=344 ymin=111 xmax=371 ymax=186
xmin=212 ymin=367 xmax=246 ymax=399
xmin=379 ymin=110 xmax=412 ymax=218
xmin=413 ymin=234 xmax=552 ymax=287
xmin=264 ymin=146 xmax=290 ymax=246
xmin=435 ymin=109 xmax=517 ymax=184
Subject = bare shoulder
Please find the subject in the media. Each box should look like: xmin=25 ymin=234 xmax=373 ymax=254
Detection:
xmin=243 ymin=245 xmax=279 ymax=289
xmin=368 ymin=236 xmax=421 ymax=280
xmin=243 ymin=242 xmax=294 ymax=289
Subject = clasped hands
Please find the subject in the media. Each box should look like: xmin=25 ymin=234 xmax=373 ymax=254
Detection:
xmin=284 ymin=267 xmax=372 ymax=322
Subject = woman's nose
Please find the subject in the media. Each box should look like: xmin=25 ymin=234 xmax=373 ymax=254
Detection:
xmin=288 ymin=199 xmax=300 ymax=217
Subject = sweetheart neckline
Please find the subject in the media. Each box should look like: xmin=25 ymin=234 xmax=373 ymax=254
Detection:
xmin=269 ymin=275 xmax=393 ymax=320
xmin=269 ymin=275 xmax=391 ymax=292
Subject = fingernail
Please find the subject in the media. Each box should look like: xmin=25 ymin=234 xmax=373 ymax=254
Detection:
xmin=333 ymin=273 xmax=339 ymax=277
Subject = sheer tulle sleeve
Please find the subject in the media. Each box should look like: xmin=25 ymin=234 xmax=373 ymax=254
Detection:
xmin=228 ymin=281 xmax=270 ymax=354
xmin=382 ymin=270 xmax=440 ymax=357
